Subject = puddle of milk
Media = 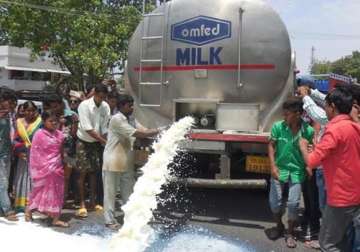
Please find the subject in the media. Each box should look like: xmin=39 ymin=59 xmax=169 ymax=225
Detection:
xmin=0 ymin=217 xmax=254 ymax=252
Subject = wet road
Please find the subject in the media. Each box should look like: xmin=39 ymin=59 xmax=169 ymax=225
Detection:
xmin=49 ymin=186 xmax=317 ymax=252
xmin=154 ymin=187 xmax=315 ymax=252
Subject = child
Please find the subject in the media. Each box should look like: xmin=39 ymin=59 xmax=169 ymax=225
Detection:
xmin=26 ymin=111 xmax=69 ymax=227
xmin=267 ymin=97 xmax=314 ymax=248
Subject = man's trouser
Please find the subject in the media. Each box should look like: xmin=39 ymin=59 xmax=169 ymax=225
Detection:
xmin=269 ymin=178 xmax=302 ymax=221
xmin=0 ymin=154 xmax=13 ymax=214
xmin=103 ymin=169 xmax=135 ymax=225
xmin=302 ymin=173 xmax=321 ymax=240
xmin=320 ymin=205 xmax=360 ymax=252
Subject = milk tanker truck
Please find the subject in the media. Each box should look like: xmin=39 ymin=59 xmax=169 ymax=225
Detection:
xmin=126 ymin=0 xmax=296 ymax=189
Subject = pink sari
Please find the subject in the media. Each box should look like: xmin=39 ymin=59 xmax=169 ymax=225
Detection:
xmin=28 ymin=128 xmax=65 ymax=217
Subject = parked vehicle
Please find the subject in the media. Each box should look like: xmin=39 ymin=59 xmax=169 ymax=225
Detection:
xmin=126 ymin=0 xmax=296 ymax=189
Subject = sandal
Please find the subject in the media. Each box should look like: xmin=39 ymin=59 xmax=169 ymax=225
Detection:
xmin=52 ymin=220 xmax=70 ymax=228
xmin=76 ymin=208 xmax=88 ymax=218
xmin=95 ymin=205 xmax=103 ymax=211
xmin=285 ymin=235 xmax=297 ymax=248
xmin=88 ymin=204 xmax=103 ymax=212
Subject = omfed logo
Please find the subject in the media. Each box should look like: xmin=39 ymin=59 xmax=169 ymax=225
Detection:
xmin=171 ymin=16 xmax=231 ymax=46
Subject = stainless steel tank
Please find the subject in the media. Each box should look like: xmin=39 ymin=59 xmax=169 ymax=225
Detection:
xmin=126 ymin=0 xmax=293 ymax=131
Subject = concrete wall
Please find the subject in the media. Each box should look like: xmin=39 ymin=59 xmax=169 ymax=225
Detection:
xmin=0 ymin=69 xmax=46 ymax=91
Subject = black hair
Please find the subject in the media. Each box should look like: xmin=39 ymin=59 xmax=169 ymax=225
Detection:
xmin=41 ymin=110 xmax=58 ymax=122
xmin=43 ymin=94 xmax=63 ymax=109
xmin=325 ymin=86 xmax=353 ymax=114
xmin=0 ymin=87 xmax=17 ymax=102
xmin=85 ymin=83 xmax=94 ymax=94
xmin=94 ymin=83 xmax=108 ymax=94
xmin=336 ymin=84 xmax=360 ymax=105
xmin=282 ymin=96 xmax=304 ymax=113
xmin=107 ymin=91 xmax=119 ymax=100
xmin=350 ymin=84 xmax=360 ymax=104
xmin=17 ymin=103 xmax=24 ymax=111
xmin=45 ymin=94 xmax=63 ymax=104
xmin=117 ymin=94 xmax=134 ymax=108
xmin=23 ymin=100 xmax=38 ymax=111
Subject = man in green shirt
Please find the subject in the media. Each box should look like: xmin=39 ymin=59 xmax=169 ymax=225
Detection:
xmin=267 ymin=97 xmax=314 ymax=248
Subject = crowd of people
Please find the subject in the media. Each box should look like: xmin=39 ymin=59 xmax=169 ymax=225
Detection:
xmin=0 ymin=81 xmax=160 ymax=229
xmin=1 ymin=79 xmax=360 ymax=252
xmin=268 ymin=82 xmax=360 ymax=251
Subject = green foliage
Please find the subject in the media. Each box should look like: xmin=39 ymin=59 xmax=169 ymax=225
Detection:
xmin=105 ymin=0 xmax=156 ymax=13
xmin=331 ymin=51 xmax=360 ymax=81
xmin=310 ymin=51 xmax=360 ymax=81
xmin=310 ymin=60 xmax=332 ymax=75
xmin=0 ymin=0 xmax=142 ymax=89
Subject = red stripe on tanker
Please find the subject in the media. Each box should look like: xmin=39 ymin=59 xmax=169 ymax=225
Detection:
xmin=134 ymin=64 xmax=275 ymax=72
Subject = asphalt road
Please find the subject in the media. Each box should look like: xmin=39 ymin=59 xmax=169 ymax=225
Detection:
xmin=154 ymin=187 xmax=316 ymax=252
xmin=48 ymin=186 xmax=317 ymax=252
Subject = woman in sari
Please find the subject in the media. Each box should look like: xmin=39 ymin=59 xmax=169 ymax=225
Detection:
xmin=13 ymin=101 xmax=42 ymax=212
xmin=26 ymin=111 xmax=68 ymax=227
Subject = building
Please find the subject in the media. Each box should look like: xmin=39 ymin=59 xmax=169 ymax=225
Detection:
xmin=0 ymin=46 xmax=70 ymax=91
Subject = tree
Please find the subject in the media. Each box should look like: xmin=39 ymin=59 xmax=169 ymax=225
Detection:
xmin=0 ymin=0 xmax=142 ymax=90
xmin=105 ymin=0 xmax=157 ymax=12
xmin=310 ymin=60 xmax=332 ymax=75
xmin=331 ymin=51 xmax=360 ymax=81
xmin=106 ymin=0 xmax=144 ymax=11
xmin=310 ymin=51 xmax=360 ymax=81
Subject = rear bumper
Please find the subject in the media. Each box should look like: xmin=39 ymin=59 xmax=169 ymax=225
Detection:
xmin=174 ymin=178 xmax=267 ymax=189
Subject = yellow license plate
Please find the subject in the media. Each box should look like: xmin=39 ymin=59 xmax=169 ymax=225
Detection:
xmin=245 ymin=155 xmax=271 ymax=174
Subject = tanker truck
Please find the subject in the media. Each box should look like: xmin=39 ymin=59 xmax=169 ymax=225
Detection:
xmin=126 ymin=0 xmax=296 ymax=189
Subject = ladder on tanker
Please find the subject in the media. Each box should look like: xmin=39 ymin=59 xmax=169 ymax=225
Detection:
xmin=138 ymin=9 xmax=165 ymax=107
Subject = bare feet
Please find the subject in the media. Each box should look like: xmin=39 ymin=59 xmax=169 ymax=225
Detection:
xmin=285 ymin=235 xmax=297 ymax=248
xmin=25 ymin=209 xmax=33 ymax=222
xmin=5 ymin=212 xmax=18 ymax=222
xmin=52 ymin=220 xmax=70 ymax=228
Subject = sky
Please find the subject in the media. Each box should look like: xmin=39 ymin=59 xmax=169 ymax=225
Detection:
xmin=265 ymin=0 xmax=360 ymax=74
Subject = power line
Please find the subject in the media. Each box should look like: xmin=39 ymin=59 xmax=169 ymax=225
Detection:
xmin=291 ymin=31 xmax=360 ymax=38
xmin=289 ymin=31 xmax=360 ymax=40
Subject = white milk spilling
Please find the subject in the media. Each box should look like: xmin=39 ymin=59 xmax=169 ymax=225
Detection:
xmin=110 ymin=116 xmax=194 ymax=252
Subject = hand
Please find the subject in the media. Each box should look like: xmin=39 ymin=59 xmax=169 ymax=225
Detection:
xmin=100 ymin=138 xmax=107 ymax=146
xmin=297 ymin=86 xmax=310 ymax=98
xmin=270 ymin=165 xmax=280 ymax=180
xmin=19 ymin=153 xmax=27 ymax=160
xmin=299 ymin=138 xmax=309 ymax=152
xmin=307 ymin=144 xmax=314 ymax=153
xmin=157 ymin=125 xmax=170 ymax=132
xmin=306 ymin=166 xmax=313 ymax=178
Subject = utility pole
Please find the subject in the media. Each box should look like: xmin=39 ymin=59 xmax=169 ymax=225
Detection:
xmin=310 ymin=46 xmax=316 ymax=66
xmin=308 ymin=46 xmax=316 ymax=73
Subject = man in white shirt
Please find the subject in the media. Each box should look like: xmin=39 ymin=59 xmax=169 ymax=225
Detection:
xmin=102 ymin=94 xmax=159 ymax=230
xmin=76 ymin=83 xmax=110 ymax=218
